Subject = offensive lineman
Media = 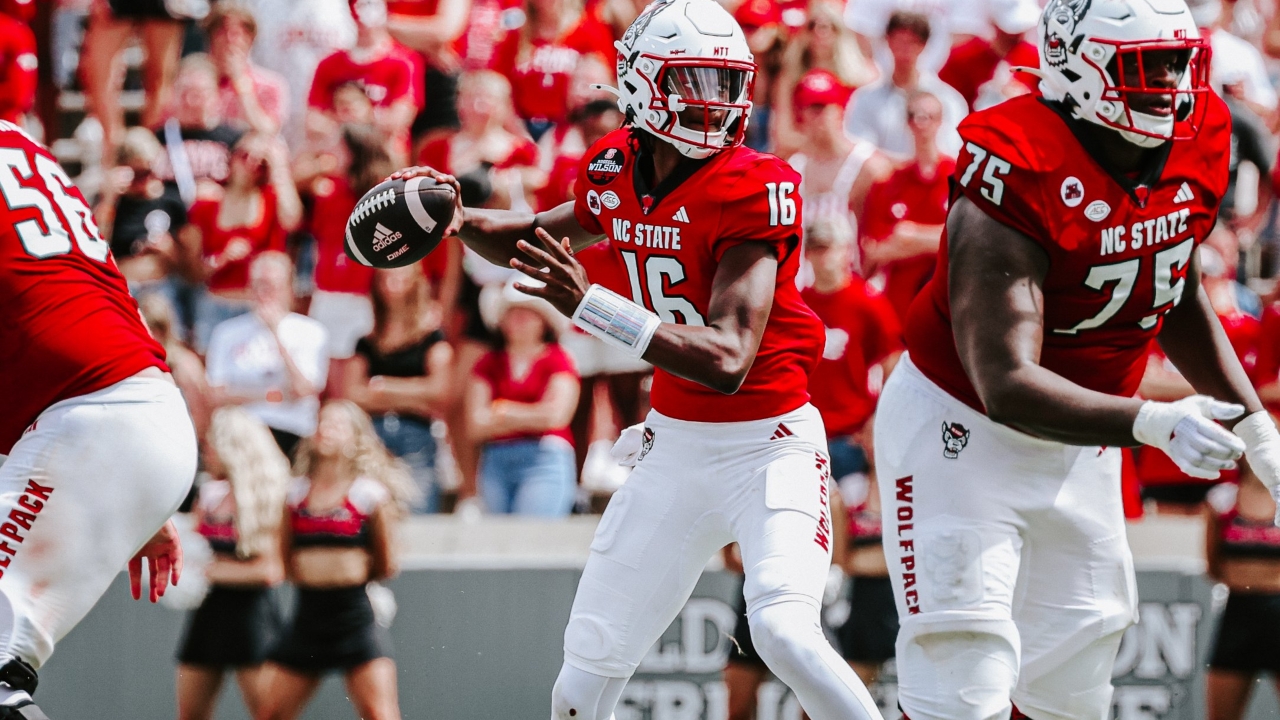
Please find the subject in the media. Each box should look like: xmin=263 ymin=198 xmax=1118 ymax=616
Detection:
xmin=394 ymin=0 xmax=882 ymax=717
xmin=0 ymin=122 xmax=195 ymax=718
xmin=875 ymin=1 xmax=1280 ymax=719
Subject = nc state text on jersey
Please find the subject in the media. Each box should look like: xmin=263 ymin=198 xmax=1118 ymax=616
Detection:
xmin=1099 ymin=208 xmax=1191 ymax=256
xmin=611 ymin=219 xmax=683 ymax=250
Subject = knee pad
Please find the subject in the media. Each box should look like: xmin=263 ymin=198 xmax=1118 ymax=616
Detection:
xmin=745 ymin=601 xmax=825 ymax=675
xmin=1015 ymin=628 xmax=1124 ymax=720
xmin=896 ymin=620 xmax=1020 ymax=720
xmin=550 ymin=663 xmax=627 ymax=720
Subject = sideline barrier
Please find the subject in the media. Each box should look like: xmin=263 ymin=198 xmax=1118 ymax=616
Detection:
xmin=33 ymin=515 xmax=1280 ymax=719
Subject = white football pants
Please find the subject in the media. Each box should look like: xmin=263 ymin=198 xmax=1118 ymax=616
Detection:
xmin=874 ymin=356 xmax=1137 ymax=720
xmin=0 ymin=376 xmax=196 ymax=668
xmin=551 ymin=404 xmax=881 ymax=720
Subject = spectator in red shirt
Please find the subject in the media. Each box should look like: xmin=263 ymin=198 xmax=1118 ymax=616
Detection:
xmin=308 ymin=124 xmax=395 ymax=394
xmin=859 ymin=90 xmax=953 ymax=323
xmin=205 ymin=5 xmax=290 ymax=137
xmin=418 ymin=70 xmax=541 ymax=209
xmin=308 ymin=0 xmax=425 ymax=163
xmin=489 ymin=0 xmax=612 ymax=139
xmin=178 ymin=134 xmax=303 ymax=352
xmin=0 ymin=9 xmax=35 ymax=126
xmin=801 ymin=215 xmax=901 ymax=481
xmin=535 ymin=55 xmax=615 ymax=177
xmin=938 ymin=0 xmax=1039 ymax=111
xmin=468 ymin=278 xmax=580 ymax=516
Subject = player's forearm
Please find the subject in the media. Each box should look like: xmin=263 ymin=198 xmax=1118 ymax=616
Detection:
xmin=976 ymin=363 xmax=1146 ymax=446
xmin=643 ymin=322 xmax=762 ymax=395
xmin=1159 ymin=286 xmax=1264 ymax=415
xmin=459 ymin=201 xmax=600 ymax=268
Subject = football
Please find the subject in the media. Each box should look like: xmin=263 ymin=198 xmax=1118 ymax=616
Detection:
xmin=344 ymin=176 xmax=456 ymax=268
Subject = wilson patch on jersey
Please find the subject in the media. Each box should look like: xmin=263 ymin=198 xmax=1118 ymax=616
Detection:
xmin=586 ymin=148 xmax=625 ymax=185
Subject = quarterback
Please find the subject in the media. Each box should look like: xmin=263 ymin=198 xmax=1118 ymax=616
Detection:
xmin=394 ymin=0 xmax=881 ymax=718
xmin=876 ymin=0 xmax=1280 ymax=719
xmin=0 ymin=121 xmax=196 ymax=718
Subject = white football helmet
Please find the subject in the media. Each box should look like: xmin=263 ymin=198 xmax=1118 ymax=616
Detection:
xmin=1037 ymin=0 xmax=1211 ymax=148
xmin=611 ymin=0 xmax=755 ymax=159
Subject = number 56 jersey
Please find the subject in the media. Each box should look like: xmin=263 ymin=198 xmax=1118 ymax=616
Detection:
xmin=906 ymin=94 xmax=1232 ymax=412
xmin=0 ymin=123 xmax=167 ymax=452
xmin=572 ymin=129 xmax=826 ymax=423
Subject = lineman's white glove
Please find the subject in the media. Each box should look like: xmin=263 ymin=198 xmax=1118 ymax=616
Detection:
xmin=610 ymin=423 xmax=647 ymax=467
xmin=1234 ymin=411 xmax=1280 ymax=524
xmin=1133 ymin=396 xmax=1246 ymax=479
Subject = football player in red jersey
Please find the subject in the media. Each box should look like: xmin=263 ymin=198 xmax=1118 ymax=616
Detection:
xmin=0 ymin=122 xmax=197 ymax=719
xmin=874 ymin=1 xmax=1280 ymax=719
xmin=393 ymin=0 xmax=882 ymax=718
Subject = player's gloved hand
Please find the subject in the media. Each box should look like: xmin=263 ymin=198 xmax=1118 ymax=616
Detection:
xmin=1133 ymin=396 xmax=1246 ymax=480
xmin=1233 ymin=411 xmax=1280 ymax=525
xmin=611 ymin=423 xmax=647 ymax=467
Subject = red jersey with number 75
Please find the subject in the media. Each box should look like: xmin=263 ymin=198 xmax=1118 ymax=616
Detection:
xmin=573 ymin=128 xmax=825 ymax=423
xmin=0 ymin=122 xmax=167 ymax=453
xmin=906 ymin=94 xmax=1231 ymax=413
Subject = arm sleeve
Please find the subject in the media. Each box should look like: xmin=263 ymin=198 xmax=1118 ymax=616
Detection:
xmin=711 ymin=158 xmax=803 ymax=262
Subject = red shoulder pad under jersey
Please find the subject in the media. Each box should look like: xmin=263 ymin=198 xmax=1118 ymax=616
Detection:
xmin=952 ymin=96 xmax=1064 ymax=246
xmin=712 ymin=150 xmax=803 ymax=262
xmin=572 ymin=128 xmax=631 ymax=236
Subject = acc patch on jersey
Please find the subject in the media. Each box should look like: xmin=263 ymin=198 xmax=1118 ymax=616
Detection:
xmin=601 ymin=191 xmax=621 ymax=209
xmin=586 ymin=148 xmax=625 ymax=185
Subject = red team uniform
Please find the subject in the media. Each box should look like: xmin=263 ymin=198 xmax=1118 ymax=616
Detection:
xmin=572 ymin=129 xmax=825 ymax=422
xmin=0 ymin=123 xmax=195 ymax=684
xmin=875 ymin=90 xmax=1231 ymax=718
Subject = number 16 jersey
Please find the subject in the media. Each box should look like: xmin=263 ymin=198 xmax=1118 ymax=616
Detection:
xmin=573 ymin=129 xmax=825 ymax=423
xmin=906 ymin=94 xmax=1232 ymax=413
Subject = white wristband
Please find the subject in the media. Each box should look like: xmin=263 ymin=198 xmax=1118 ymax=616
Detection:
xmin=572 ymin=284 xmax=661 ymax=359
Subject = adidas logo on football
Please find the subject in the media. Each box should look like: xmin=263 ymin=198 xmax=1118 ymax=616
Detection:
xmin=770 ymin=423 xmax=795 ymax=440
xmin=672 ymin=206 xmax=690 ymax=223
xmin=371 ymin=222 xmax=403 ymax=252
xmin=1173 ymin=182 xmax=1195 ymax=204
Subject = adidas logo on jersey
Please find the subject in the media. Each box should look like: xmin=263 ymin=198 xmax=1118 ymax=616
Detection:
xmin=770 ymin=423 xmax=795 ymax=440
xmin=672 ymin=206 xmax=690 ymax=223
xmin=371 ymin=223 xmax=403 ymax=252
xmin=1173 ymin=183 xmax=1195 ymax=204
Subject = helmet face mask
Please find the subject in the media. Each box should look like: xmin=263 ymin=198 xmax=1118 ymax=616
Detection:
xmin=613 ymin=0 xmax=757 ymax=159
xmin=1038 ymin=0 xmax=1212 ymax=148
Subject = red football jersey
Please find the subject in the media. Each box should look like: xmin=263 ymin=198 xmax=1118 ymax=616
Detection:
xmin=907 ymin=94 xmax=1232 ymax=413
xmin=802 ymin=276 xmax=902 ymax=436
xmin=0 ymin=123 xmax=167 ymax=453
xmin=572 ymin=129 xmax=825 ymax=423
xmin=311 ymin=176 xmax=374 ymax=295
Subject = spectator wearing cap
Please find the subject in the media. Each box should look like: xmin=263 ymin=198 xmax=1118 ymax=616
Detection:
xmin=938 ymin=0 xmax=1039 ymax=112
xmin=771 ymin=1 xmax=877 ymax=157
xmin=468 ymin=278 xmax=580 ymax=516
xmin=788 ymin=69 xmax=893 ymax=274
xmin=308 ymin=0 xmax=425 ymax=164
xmin=205 ymin=4 xmax=290 ymax=137
xmin=0 ymin=5 xmax=35 ymax=126
xmin=859 ymin=90 xmax=953 ymax=324
xmin=844 ymin=11 xmax=967 ymax=158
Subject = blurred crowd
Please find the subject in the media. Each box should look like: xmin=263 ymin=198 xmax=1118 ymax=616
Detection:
xmin=9 ymin=0 xmax=1280 ymax=715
